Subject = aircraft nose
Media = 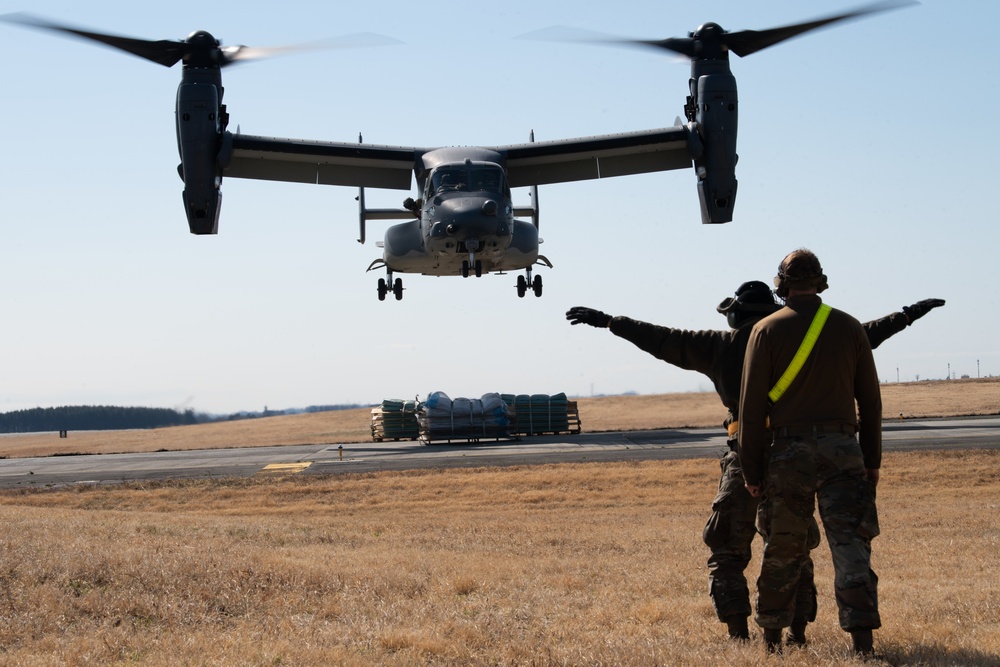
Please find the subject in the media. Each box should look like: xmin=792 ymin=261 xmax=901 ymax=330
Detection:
xmin=430 ymin=196 xmax=510 ymax=242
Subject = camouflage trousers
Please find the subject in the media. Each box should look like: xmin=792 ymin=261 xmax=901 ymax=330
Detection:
xmin=754 ymin=432 xmax=881 ymax=631
xmin=703 ymin=446 xmax=819 ymax=623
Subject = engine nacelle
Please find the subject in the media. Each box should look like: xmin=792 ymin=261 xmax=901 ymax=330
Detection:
xmin=693 ymin=72 xmax=738 ymax=224
xmin=176 ymin=82 xmax=224 ymax=234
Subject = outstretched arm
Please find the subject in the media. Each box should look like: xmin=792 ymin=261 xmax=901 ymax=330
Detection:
xmin=566 ymin=307 xmax=730 ymax=383
xmin=864 ymin=298 xmax=946 ymax=350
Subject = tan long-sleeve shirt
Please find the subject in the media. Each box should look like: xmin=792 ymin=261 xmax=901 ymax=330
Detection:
xmin=737 ymin=295 xmax=882 ymax=486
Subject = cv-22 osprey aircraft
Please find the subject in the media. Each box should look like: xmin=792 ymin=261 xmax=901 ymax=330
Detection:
xmin=2 ymin=2 xmax=912 ymax=300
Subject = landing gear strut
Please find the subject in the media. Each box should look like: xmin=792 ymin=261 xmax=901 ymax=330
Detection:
xmin=377 ymin=271 xmax=404 ymax=301
xmin=516 ymin=267 xmax=542 ymax=298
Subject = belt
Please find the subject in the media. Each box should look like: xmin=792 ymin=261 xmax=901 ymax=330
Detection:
xmin=772 ymin=422 xmax=857 ymax=439
xmin=727 ymin=417 xmax=771 ymax=439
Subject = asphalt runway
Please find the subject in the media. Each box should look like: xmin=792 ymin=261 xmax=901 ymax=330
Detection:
xmin=1 ymin=417 xmax=998 ymax=490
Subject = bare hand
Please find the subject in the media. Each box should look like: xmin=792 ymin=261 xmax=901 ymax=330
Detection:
xmin=745 ymin=484 xmax=762 ymax=498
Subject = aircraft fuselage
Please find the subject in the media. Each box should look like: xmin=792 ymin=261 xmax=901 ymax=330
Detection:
xmin=381 ymin=151 xmax=539 ymax=276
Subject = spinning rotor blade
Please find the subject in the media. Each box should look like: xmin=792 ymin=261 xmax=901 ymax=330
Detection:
xmin=0 ymin=13 xmax=396 ymax=68
xmin=539 ymin=0 xmax=916 ymax=60
xmin=516 ymin=25 xmax=692 ymax=63
xmin=721 ymin=0 xmax=918 ymax=58
xmin=221 ymin=33 xmax=403 ymax=65
xmin=1 ymin=12 xmax=189 ymax=66
xmin=0 ymin=13 xmax=205 ymax=67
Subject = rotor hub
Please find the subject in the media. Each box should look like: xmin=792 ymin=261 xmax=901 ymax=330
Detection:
xmin=690 ymin=23 xmax=728 ymax=59
xmin=183 ymin=30 xmax=223 ymax=68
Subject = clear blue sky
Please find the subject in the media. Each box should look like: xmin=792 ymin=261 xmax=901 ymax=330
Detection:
xmin=1 ymin=1 xmax=994 ymax=415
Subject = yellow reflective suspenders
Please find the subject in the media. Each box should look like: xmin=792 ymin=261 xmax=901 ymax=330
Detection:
xmin=768 ymin=303 xmax=832 ymax=406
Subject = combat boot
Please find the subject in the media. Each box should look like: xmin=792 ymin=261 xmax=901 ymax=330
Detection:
xmin=851 ymin=628 xmax=874 ymax=657
xmin=726 ymin=615 xmax=750 ymax=641
xmin=724 ymin=615 xmax=749 ymax=641
xmin=786 ymin=618 xmax=808 ymax=646
xmin=763 ymin=628 xmax=783 ymax=653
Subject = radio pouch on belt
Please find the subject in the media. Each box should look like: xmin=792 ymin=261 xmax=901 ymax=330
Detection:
xmin=767 ymin=303 xmax=832 ymax=406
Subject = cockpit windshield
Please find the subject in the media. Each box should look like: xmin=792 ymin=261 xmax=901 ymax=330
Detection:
xmin=469 ymin=166 xmax=503 ymax=193
xmin=431 ymin=168 xmax=467 ymax=193
xmin=430 ymin=164 xmax=506 ymax=195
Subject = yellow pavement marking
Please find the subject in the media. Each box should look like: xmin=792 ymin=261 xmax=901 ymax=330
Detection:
xmin=257 ymin=462 xmax=312 ymax=475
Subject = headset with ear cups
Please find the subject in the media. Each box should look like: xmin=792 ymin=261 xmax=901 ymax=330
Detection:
xmin=774 ymin=252 xmax=828 ymax=298
xmin=717 ymin=281 xmax=781 ymax=329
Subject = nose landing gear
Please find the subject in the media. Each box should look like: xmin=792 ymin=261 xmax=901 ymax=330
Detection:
xmin=460 ymin=242 xmax=484 ymax=278
xmin=461 ymin=257 xmax=483 ymax=278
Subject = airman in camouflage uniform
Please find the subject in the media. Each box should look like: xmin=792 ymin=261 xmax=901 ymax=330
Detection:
xmin=739 ymin=249 xmax=887 ymax=656
xmin=567 ymin=284 xmax=943 ymax=645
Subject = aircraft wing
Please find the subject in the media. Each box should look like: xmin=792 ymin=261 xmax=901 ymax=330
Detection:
xmin=223 ymin=126 xmax=693 ymax=191
xmin=224 ymin=134 xmax=421 ymax=190
xmin=497 ymin=127 xmax=692 ymax=188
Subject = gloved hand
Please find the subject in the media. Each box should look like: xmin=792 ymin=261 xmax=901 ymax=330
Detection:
xmin=902 ymin=298 xmax=945 ymax=324
xmin=566 ymin=306 xmax=612 ymax=328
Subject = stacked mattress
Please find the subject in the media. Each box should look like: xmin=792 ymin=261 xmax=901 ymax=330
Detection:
xmin=370 ymin=398 xmax=420 ymax=441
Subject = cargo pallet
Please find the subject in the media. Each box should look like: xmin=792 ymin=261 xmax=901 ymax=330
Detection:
xmin=505 ymin=399 xmax=582 ymax=436
xmin=370 ymin=403 xmax=420 ymax=442
xmin=373 ymin=393 xmax=583 ymax=444
xmin=418 ymin=431 xmax=520 ymax=446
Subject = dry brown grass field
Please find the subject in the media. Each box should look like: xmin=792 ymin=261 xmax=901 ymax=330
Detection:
xmin=2 ymin=377 xmax=998 ymax=458
xmin=0 ymin=449 xmax=996 ymax=665
xmin=0 ymin=379 xmax=997 ymax=664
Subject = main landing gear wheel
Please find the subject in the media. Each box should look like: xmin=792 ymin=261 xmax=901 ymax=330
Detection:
xmin=517 ymin=268 xmax=543 ymax=298
xmin=377 ymin=273 xmax=403 ymax=301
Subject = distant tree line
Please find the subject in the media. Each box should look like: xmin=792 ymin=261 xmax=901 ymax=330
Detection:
xmin=223 ymin=404 xmax=367 ymax=421
xmin=0 ymin=406 xmax=207 ymax=434
xmin=0 ymin=403 xmax=370 ymax=434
